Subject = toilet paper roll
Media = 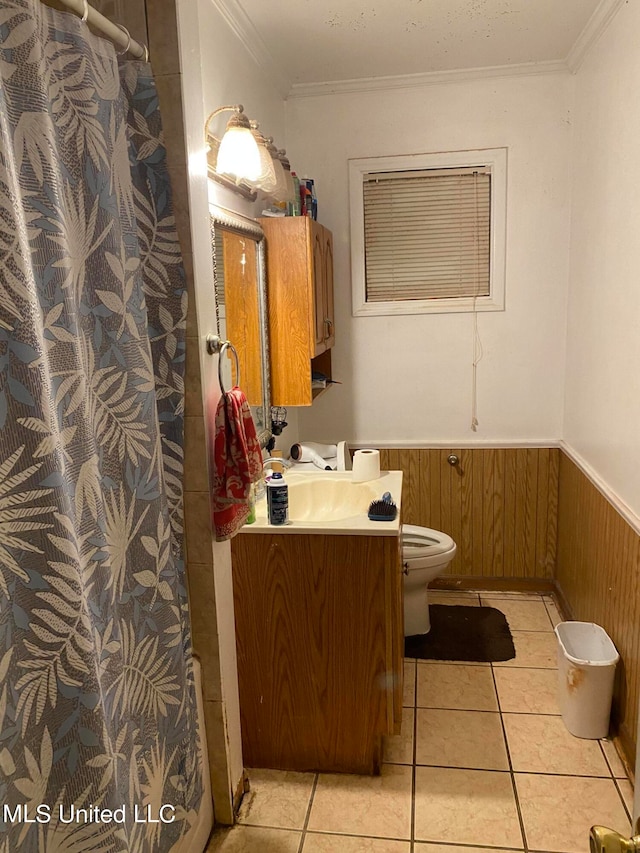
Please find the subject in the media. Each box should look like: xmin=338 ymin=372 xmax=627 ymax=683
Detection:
xmin=351 ymin=448 xmax=381 ymax=483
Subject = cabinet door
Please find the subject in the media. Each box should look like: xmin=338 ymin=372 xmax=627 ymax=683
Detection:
xmin=322 ymin=227 xmax=335 ymax=349
xmin=312 ymin=224 xmax=326 ymax=356
xmin=231 ymin=532 xmax=391 ymax=774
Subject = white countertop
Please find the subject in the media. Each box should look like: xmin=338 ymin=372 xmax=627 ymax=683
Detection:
xmin=242 ymin=469 xmax=403 ymax=536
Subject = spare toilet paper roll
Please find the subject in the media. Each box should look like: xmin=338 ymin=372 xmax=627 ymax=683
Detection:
xmin=351 ymin=448 xmax=381 ymax=482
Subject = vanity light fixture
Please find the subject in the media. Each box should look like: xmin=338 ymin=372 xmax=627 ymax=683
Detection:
xmin=205 ymin=104 xmax=261 ymax=199
xmin=205 ymin=105 xmax=297 ymax=203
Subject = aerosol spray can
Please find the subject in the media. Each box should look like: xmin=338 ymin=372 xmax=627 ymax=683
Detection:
xmin=267 ymin=472 xmax=289 ymax=525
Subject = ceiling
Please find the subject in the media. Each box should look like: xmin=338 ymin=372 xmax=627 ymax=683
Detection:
xmin=224 ymin=0 xmax=605 ymax=91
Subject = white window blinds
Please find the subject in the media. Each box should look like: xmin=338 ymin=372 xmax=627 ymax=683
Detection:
xmin=363 ymin=167 xmax=491 ymax=303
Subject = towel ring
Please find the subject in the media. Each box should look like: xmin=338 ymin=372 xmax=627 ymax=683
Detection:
xmin=218 ymin=342 xmax=240 ymax=394
xmin=206 ymin=335 xmax=240 ymax=394
xmin=114 ymin=23 xmax=131 ymax=56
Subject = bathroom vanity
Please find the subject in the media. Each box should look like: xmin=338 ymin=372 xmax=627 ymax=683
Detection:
xmin=230 ymin=471 xmax=404 ymax=774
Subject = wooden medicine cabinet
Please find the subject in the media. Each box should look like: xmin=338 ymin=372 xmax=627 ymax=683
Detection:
xmin=260 ymin=217 xmax=335 ymax=406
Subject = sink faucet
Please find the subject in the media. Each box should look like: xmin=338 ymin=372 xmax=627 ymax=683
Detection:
xmin=257 ymin=458 xmax=292 ymax=500
xmin=262 ymin=457 xmax=293 ymax=471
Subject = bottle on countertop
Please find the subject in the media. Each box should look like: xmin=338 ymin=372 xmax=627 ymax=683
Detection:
xmin=246 ymin=483 xmax=256 ymax=524
xmin=266 ymin=471 xmax=289 ymax=525
xmin=307 ymin=179 xmax=318 ymax=220
xmin=299 ymin=178 xmax=317 ymax=219
xmin=300 ymin=182 xmax=312 ymax=217
xmin=291 ymin=172 xmax=301 ymax=216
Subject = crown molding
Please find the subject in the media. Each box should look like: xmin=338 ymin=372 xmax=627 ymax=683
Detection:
xmin=287 ymin=60 xmax=569 ymax=100
xmin=207 ymin=0 xmax=624 ymax=101
xmin=566 ymin=0 xmax=627 ymax=73
xmin=207 ymin=0 xmax=291 ymax=99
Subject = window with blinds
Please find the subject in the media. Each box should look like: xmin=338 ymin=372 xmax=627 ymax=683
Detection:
xmin=349 ymin=149 xmax=506 ymax=317
xmin=363 ymin=168 xmax=490 ymax=303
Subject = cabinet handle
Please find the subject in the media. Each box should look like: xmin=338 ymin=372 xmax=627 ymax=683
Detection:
xmin=324 ymin=318 xmax=333 ymax=335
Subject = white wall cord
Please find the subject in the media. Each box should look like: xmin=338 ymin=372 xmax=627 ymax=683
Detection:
xmin=471 ymin=170 xmax=483 ymax=432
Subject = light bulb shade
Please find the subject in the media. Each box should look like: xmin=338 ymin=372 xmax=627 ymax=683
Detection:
xmin=270 ymin=156 xmax=289 ymax=203
xmin=249 ymin=124 xmax=277 ymax=194
xmin=255 ymin=146 xmax=277 ymax=193
xmin=216 ymin=124 xmax=262 ymax=185
xmin=276 ymin=149 xmax=296 ymax=204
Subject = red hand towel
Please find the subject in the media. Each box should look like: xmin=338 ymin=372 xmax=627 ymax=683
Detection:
xmin=209 ymin=387 xmax=262 ymax=541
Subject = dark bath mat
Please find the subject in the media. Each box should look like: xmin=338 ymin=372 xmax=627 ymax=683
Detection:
xmin=405 ymin=604 xmax=515 ymax=663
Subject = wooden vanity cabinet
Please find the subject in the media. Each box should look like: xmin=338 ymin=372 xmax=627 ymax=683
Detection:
xmin=259 ymin=217 xmax=335 ymax=406
xmin=230 ymin=531 xmax=403 ymax=775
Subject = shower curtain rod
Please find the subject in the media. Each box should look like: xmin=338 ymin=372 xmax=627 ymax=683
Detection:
xmin=44 ymin=0 xmax=148 ymax=60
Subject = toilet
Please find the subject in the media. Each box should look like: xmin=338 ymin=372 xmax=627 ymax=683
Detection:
xmin=402 ymin=524 xmax=457 ymax=636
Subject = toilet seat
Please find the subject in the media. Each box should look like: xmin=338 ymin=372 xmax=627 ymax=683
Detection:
xmin=402 ymin=524 xmax=456 ymax=565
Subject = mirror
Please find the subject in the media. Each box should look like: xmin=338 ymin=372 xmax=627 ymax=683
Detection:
xmin=209 ymin=205 xmax=272 ymax=448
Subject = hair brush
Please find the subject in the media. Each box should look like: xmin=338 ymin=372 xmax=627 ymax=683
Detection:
xmin=368 ymin=492 xmax=397 ymax=521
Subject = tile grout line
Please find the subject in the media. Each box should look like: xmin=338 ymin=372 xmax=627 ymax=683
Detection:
xmin=410 ymin=705 xmax=561 ymax=716
xmin=598 ymin=739 xmax=617 ymax=781
xmin=412 ymin=844 xmax=530 ymax=852
xmin=410 ymin=653 xmax=418 ymax=852
xmin=296 ymin=773 xmax=319 ymax=853
xmin=386 ymin=759 xmax=615 ymax=779
xmin=612 ymin=775 xmax=633 ymax=824
xmin=491 ymin=660 xmax=530 ymax=853
xmin=600 ymin=738 xmax=634 ymax=823
xmin=598 ymin=738 xmax=633 ymax=784
xmin=542 ymin=598 xmax=556 ymax=631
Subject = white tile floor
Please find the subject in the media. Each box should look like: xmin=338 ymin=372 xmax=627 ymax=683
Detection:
xmin=207 ymin=591 xmax=633 ymax=853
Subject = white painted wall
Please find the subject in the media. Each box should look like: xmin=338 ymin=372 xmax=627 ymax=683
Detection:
xmin=564 ymin=0 xmax=640 ymax=521
xmin=285 ymin=74 xmax=573 ymax=447
xmin=176 ymin=0 xmax=289 ymax=819
xmin=196 ymin=0 xmax=300 ymax=446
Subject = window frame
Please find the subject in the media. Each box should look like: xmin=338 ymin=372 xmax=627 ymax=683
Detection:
xmin=349 ymin=148 xmax=507 ymax=317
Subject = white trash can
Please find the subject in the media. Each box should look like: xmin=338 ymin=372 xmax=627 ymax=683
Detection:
xmin=555 ymin=621 xmax=619 ymax=739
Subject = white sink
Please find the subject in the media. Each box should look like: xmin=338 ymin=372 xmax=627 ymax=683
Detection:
xmin=248 ymin=470 xmax=403 ymax=536
xmin=287 ymin=476 xmax=380 ymax=522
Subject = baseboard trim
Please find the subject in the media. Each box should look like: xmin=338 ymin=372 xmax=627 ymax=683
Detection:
xmin=552 ymin=580 xmax=574 ymax=623
xmin=431 ymin=577 xmax=555 ymax=593
xmin=615 ymin=724 xmax=636 ymax=787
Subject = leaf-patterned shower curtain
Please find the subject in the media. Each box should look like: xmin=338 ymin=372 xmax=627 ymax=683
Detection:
xmin=0 ymin=2 xmax=203 ymax=850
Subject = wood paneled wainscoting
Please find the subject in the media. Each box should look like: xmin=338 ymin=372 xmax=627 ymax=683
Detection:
xmin=556 ymin=452 xmax=640 ymax=772
xmin=378 ymin=447 xmax=559 ymax=586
